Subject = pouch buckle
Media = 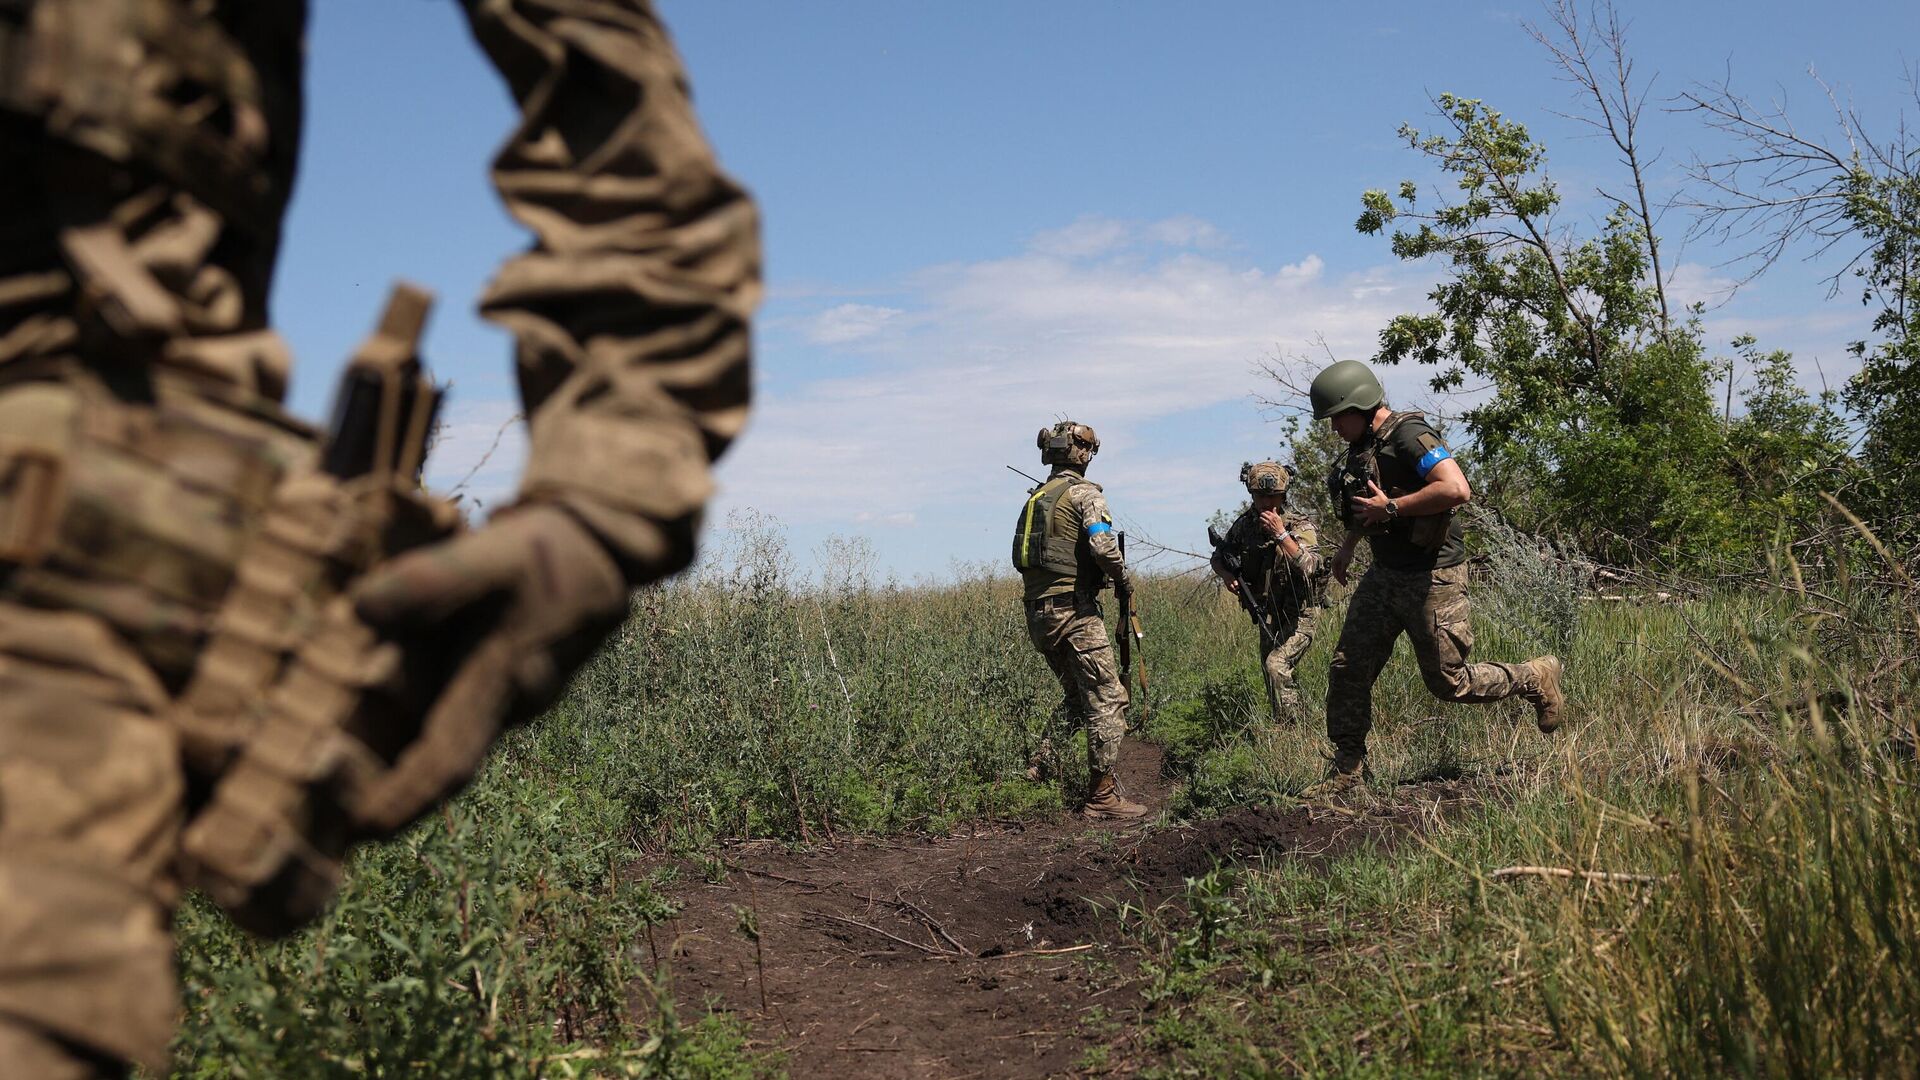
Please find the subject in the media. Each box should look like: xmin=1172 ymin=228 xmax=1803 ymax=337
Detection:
xmin=0 ymin=437 xmax=65 ymax=565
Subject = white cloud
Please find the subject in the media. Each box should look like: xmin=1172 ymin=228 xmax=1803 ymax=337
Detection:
xmin=1666 ymin=261 xmax=1739 ymax=310
xmin=719 ymin=216 xmax=1436 ymax=528
xmin=1144 ymin=215 xmax=1230 ymax=250
xmin=1029 ymin=217 xmax=1132 ymax=258
xmin=805 ymin=302 xmax=903 ymax=344
xmin=853 ymin=510 xmax=919 ymax=527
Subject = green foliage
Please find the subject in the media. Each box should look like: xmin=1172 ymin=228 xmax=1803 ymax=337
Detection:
xmin=171 ymin=784 xmax=763 ymax=1079
xmin=1840 ymin=168 xmax=1920 ymax=530
xmin=170 ymin=515 xmax=1248 ymax=1077
xmin=1720 ymin=335 xmax=1855 ymax=537
xmin=1355 ymin=93 xmax=1862 ymax=567
xmin=1358 ymin=95 xmax=1734 ymax=562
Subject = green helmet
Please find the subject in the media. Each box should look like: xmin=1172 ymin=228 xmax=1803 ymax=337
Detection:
xmin=1309 ymin=360 xmax=1385 ymax=419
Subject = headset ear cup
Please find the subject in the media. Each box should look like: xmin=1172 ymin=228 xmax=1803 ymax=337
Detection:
xmin=1037 ymin=427 xmax=1052 ymax=450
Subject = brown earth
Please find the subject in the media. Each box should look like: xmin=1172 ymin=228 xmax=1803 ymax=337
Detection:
xmin=650 ymin=742 xmax=1468 ymax=1078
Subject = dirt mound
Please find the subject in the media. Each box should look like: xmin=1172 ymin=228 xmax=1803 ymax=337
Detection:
xmin=646 ymin=747 xmax=1466 ymax=1078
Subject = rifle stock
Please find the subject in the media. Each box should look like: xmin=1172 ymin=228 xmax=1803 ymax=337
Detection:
xmin=1116 ymin=532 xmax=1149 ymax=724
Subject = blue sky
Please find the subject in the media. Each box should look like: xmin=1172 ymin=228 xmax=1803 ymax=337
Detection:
xmin=275 ymin=1 xmax=1919 ymax=578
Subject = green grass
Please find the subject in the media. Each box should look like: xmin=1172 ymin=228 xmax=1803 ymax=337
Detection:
xmin=170 ymin=511 xmax=1920 ymax=1077
xmin=1087 ymin=524 xmax=1920 ymax=1078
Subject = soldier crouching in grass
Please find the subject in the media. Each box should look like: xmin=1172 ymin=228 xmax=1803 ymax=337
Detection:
xmin=1012 ymin=421 xmax=1149 ymax=820
xmin=1302 ymin=361 xmax=1566 ymax=800
xmin=1209 ymin=461 xmax=1325 ymax=724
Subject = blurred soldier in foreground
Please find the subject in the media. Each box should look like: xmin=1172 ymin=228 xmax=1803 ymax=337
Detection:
xmin=0 ymin=2 xmax=758 ymax=1075
xmin=1208 ymin=461 xmax=1325 ymax=724
xmin=1012 ymin=421 xmax=1148 ymax=820
xmin=1305 ymin=361 xmax=1563 ymax=799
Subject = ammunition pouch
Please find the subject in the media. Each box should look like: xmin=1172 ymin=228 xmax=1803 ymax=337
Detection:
xmin=175 ymin=283 xmax=464 ymax=936
xmin=176 ymin=464 xmax=461 ymax=935
xmin=0 ymin=368 xmax=316 ymax=681
xmin=0 ymin=284 xmax=473 ymax=937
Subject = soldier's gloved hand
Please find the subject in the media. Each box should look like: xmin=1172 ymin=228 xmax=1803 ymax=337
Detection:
xmin=343 ymin=503 xmax=630 ymax=834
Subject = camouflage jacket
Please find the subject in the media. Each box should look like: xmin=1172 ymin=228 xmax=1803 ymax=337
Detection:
xmin=1213 ymin=507 xmax=1323 ymax=622
xmin=0 ymin=0 xmax=760 ymax=579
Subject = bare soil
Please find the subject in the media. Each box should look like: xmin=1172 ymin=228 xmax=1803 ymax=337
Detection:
xmin=650 ymin=742 xmax=1467 ymax=1078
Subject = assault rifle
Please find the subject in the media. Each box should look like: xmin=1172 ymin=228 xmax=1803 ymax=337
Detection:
xmin=1114 ymin=531 xmax=1150 ymax=725
xmin=1207 ymin=526 xmax=1282 ymax=651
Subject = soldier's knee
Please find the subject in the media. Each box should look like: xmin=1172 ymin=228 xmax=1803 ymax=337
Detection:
xmin=1421 ymin=665 xmax=1473 ymax=701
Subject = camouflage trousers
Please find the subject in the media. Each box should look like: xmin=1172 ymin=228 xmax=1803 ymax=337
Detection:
xmin=0 ymin=602 xmax=182 ymax=1078
xmin=1025 ymin=596 xmax=1128 ymax=774
xmin=1259 ymin=608 xmax=1319 ymax=723
xmin=1325 ymin=563 xmax=1532 ymax=763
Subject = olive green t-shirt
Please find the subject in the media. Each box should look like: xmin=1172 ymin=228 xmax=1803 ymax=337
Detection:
xmin=1352 ymin=415 xmax=1467 ymax=571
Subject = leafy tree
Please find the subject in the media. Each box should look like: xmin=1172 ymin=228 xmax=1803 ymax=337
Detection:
xmin=1715 ymin=336 xmax=1854 ymax=547
xmin=1683 ymin=73 xmax=1920 ymax=535
xmin=1356 ymin=91 xmax=1728 ymax=561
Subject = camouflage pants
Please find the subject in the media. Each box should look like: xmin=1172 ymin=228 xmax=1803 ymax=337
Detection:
xmin=1260 ymin=608 xmax=1318 ymax=723
xmin=1325 ymin=563 xmax=1530 ymax=762
xmin=1025 ymin=597 xmax=1128 ymax=773
xmin=0 ymin=603 xmax=182 ymax=1078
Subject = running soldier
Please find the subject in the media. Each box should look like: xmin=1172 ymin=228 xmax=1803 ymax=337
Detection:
xmin=1012 ymin=421 xmax=1148 ymax=820
xmin=0 ymin=2 xmax=759 ymax=1075
xmin=1305 ymin=361 xmax=1564 ymax=798
xmin=1209 ymin=461 xmax=1324 ymax=723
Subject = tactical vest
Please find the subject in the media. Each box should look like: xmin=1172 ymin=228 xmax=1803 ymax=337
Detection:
xmin=1328 ymin=410 xmax=1453 ymax=552
xmin=1011 ymin=472 xmax=1093 ymax=577
xmin=1234 ymin=515 xmax=1319 ymax=617
xmin=0 ymin=0 xmax=305 ymax=243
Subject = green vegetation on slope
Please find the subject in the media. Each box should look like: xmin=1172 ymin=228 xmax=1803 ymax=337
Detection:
xmin=169 ymin=506 xmax=1920 ymax=1077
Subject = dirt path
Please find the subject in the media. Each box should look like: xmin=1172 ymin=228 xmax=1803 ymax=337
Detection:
xmin=653 ymin=743 xmax=1456 ymax=1078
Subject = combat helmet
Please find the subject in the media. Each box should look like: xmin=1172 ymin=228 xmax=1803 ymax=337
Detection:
xmin=1240 ymin=460 xmax=1293 ymax=496
xmin=1038 ymin=420 xmax=1100 ymax=468
xmin=1309 ymin=360 xmax=1385 ymax=419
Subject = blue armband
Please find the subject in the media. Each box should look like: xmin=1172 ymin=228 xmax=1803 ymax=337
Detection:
xmin=1416 ymin=445 xmax=1451 ymax=477
xmin=1086 ymin=521 xmax=1112 ymax=536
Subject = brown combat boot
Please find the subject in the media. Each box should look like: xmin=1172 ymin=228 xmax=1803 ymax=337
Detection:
xmin=1522 ymin=655 xmax=1566 ymax=733
xmin=1300 ymin=752 xmax=1369 ymax=801
xmin=1081 ymin=770 xmax=1148 ymax=820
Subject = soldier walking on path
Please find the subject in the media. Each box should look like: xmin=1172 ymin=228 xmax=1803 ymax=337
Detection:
xmin=0 ymin=2 xmax=758 ymax=1075
xmin=1304 ymin=361 xmax=1565 ymax=799
xmin=1012 ymin=421 xmax=1149 ymax=820
xmin=1209 ymin=461 xmax=1325 ymax=724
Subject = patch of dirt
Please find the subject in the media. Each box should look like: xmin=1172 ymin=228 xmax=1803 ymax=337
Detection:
xmin=647 ymin=743 xmax=1470 ymax=1078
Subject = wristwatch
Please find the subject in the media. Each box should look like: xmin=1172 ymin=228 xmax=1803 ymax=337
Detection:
xmin=1384 ymin=499 xmax=1400 ymax=521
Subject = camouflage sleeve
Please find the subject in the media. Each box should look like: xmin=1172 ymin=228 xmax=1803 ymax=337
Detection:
xmin=457 ymin=0 xmax=761 ymax=577
xmin=1288 ymin=519 xmax=1322 ymax=579
xmin=1073 ymin=484 xmax=1127 ymax=584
